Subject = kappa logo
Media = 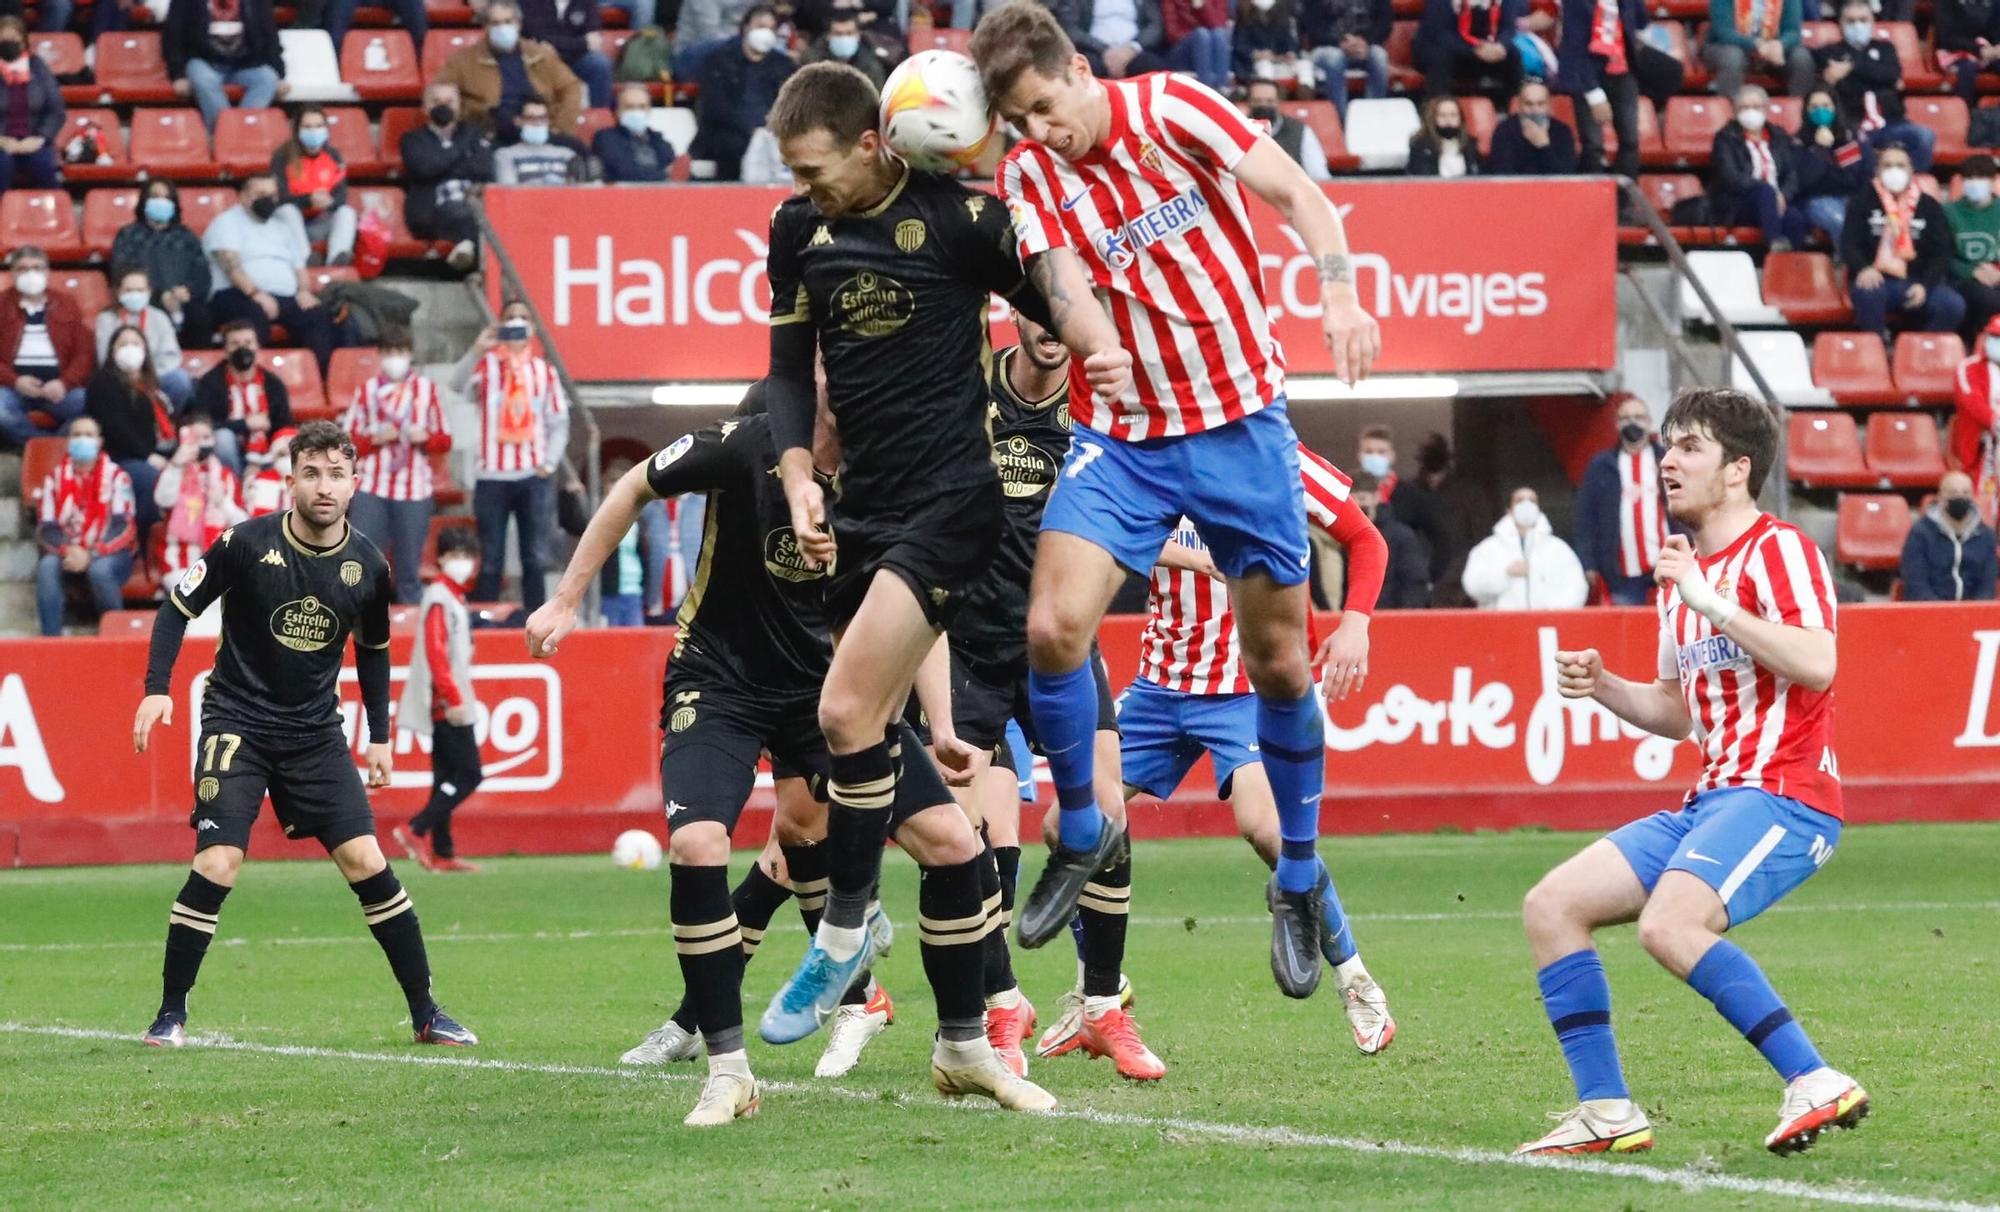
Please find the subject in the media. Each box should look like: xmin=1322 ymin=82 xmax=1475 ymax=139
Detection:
xmin=220 ymin=528 xmax=233 ymax=545
xmin=667 ymin=800 xmax=690 ymax=818
xmin=964 ymin=196 xmax=986 ymax=222
xmin=811 ymin=224 xmax=834 ymax=247
xmin=261 ymin=549 xmax=286 ymax=568
xmin=196 ymin=818 xmax=219 ymax=831
xmin=929 ymin=586 xmax=949 ymax=607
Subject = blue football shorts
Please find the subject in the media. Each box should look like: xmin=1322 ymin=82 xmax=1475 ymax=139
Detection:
xmin=1116 ymin=678 xmax=1262 ymax=801
xmin=1607 ymin=786 xmax=1841 ymax=927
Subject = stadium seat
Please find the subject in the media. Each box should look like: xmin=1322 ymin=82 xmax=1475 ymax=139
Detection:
xmin=181 ymin=349 xmax=223 ymax=378
xmin=279 ymin=29 xmax=357 ymax=103
xmin=55 ymin=108 xmax=131 ymax=185
xmin=1342 ymin=97 xmax=1420 ymax=170
xmin=94 ymin=32 xmax=176 ymax=104
xmin=1865 ymin=411 xmax=1947 ymax=486
xmin=1 ymin=191 xmax=86 ymax=263
xmin=653 ymin=107 xmax=699 ymax=158
xmin=263 ymin=349 xmax=329 ymax=418
xmin=214 ymin=108 xmax=291 ymax=179
xmin=322 ymin=106 xmax=383 ymax=178
xmin=907 ymin=26 xmax=972 ymax=55
xmin=1813 ymin=331 xmax=1898 ymax=405
xmin=378 ymin=106 xmax=424 ymax=175
xmin=19 ymin=435 xmax=65 ymax=517
xmin=1680 ymin=250 xmax=1786 ymax=326
xmin=177 ymin=187 xmax=237 ymax=237
xmin=1636 ymin=172 xmax=1700 ymax=219
xmin=128 ymin=109 xmax=216 ymax=180
xmin=573 ymin=107 xmax=615 ymax=148
xmin=351 ymin=187 xmax=428 ymax=258
xmin=52 ymin=270 xmax=111 ymax=319
xmin=1458 ymin=95 xmax=1498 ymax=154
xmin=1278 ymin=101 xmax=1352 ymax=170
xmin=97 ymin=610 xmax=159 ymax=636
xmin=1885 ymin=21 xmax=1943 ymax=89
xmin=81 ymin=189 xmax=140 ymax=260
xmin=1382 ymin=21 xmax=1424 ymax=90
xmin=1761 ymin=252 xmax=1851 ymax=326
xmin=1661 ymin=95 xmax=1731 ymax=168
xmin=32 ymin=31 xmax=86 ymax=78
xmin=303 ymin=265 xmax=361 ymax=294
xmin=1787 ymin=412 xmax=1873 ymax=487
xmin=1836 ymin=492 xmax=1912 ymax=569
xmin=1766 ymin=95 xmax=1802 ymax=133
xmin=420 ymin=28 xmax=483 ymax=79
xmin=1906 ymin=96 xmax=1970 ymax=165
xmin=1892 ymin=332 xmax=1965 ymax=404
xmin=327 ymin=345 xmax=378 ymax=409
xmin=341 ymin=30 xmax=421 ymax=102
xmin=1732 ymin=330 xmax=1833 ymax=405
xmin=1798 ymin=20 xmax=1839 ymax=51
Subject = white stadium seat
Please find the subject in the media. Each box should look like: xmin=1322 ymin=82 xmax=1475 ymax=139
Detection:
xmin=651 ymin=107 xmax=698 ymax=159
xmin=1341 ymin=98 xmax=1420 ymax=171
xmin=1679 ymin=249 xmax=1786 ymax=327
xmin=280 ymin=30 xmax=357 ymax=103
xmin=1731 ymin=330 xmax=1833 ymax=407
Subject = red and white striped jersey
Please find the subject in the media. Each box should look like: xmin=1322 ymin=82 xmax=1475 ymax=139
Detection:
xmin=1618 ymin=445 xmax=1669 ymax=577
xmin=39 ymin=458 xmax=136 ymax=553
xmin=1658 ymin=513 xmax=1842 ymax=819
xmin=344 ymin=373 xmax=453 ymax=500
xmin=1138 ymin=447 xmax=1384 ymax=694
xmin=470 ymin=352 xmax=568 ymax=474
xmin=999 ymin=73 xmax=1284 ymax=441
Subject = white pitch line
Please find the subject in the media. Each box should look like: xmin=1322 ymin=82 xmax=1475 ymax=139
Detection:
xmin=3 ymin=1022 xmax=1993 ymax=1212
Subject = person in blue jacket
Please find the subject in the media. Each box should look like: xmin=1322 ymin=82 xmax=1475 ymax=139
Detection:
xmin=1900 ymin=471 xmax=1998 ymax=601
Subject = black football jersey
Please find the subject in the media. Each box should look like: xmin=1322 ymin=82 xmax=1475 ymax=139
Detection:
xmin=167 ymin=510 xmax=392 ymax=737
xmin=646 ymin=399 xmax=834 ymax=696
xmin=766 ymin=167 xmax=1046 ymax=513
xmin=950 ymin=346 xmax=1072 ymax=664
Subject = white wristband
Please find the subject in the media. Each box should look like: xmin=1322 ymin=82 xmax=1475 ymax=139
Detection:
xmin=1680 ymin=575 xmax=1739 ymax=630
xmin=1584 ymin=88 xmax=1608 ymax=108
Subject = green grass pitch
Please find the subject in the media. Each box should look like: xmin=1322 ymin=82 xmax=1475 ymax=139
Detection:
xmin=3 ymin=824 xmax=1997 ymax=1211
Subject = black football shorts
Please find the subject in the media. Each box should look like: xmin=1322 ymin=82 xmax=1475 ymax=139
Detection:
xmin=825 ymin=478 xmax=1004 ymax=632
xmin=189 ymin=725 xmax=374 ymax=853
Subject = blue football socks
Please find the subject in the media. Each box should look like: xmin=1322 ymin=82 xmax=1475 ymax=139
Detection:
xmin=1687 ymin=939 xmax=1825 ymax=1081
xmin=1258 ymin=689 xmax=1324 ymax=894
xmin=1537 ymin=949 xmax=1630 ymax=1102
xmin=1027 ymin=661 xmax=1104 ymax=852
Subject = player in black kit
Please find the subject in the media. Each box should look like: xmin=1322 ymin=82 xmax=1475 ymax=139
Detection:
xmin=130 ymin=420 xmax=475 ymax=1050
xmin=755 ymin=62 xmax=1128 ymax=1111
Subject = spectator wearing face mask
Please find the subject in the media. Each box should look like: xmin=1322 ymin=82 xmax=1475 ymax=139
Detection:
xmin=1408 ymin=95 xmax=1483 ymax=176
xmin=0 ymin=15 xmax=64 ymax=194
xmin=1815 ymin=0 xmax=1935 ymax=169
xmin=1461 ymin=487 xmax=1588 ymax=610
xmin=0 ymin=246 xmax=93 ymax=447
xmin=520 ymin=0 xmax=615 ymax=110
xmin=1899 ymin=470 xmax=1997 ymax=599
xmin=203 ymin=173 xmax=338 ymax=374
xmin=1842 ymin=143 xmax=1966 ymax=340
xmin=1951 ymin=313 xmax=2000 ymax=514
xmin=163 ymin=0 xmax=289 ymax=133
xmin=1573 ymin=394 xmax=1671 ymax=606
xmin=192 ymin=319 xmax=294 ymax=473
xmin=594 ymin=82 xmax=676 ymax=182
xmin=495 ymin=95 xmax=586 ymax=183
xmin=1245 ymin=79 xmax=1331 ymax=181
xmin=691 ymin=5 xmax=795 ymax=181
xmin=437 ymin=0 xmax=587 ymax=141
xmin=1486 ymin=79 xmax=1579 ymax=175
xmin=1354 ymin=422 xmax=1452 ymax=579
xmin=87 ymin=322 xmax=179 ymax=530
xmin=392 ymin=524 xmax=487 ymax=873
xmin=152 ymin=413 xmax=247 ymax=592
xmin=344 ymin=328 xmax=452 ymax=604
xmin=1948 ymin=155 xmax=2000 ymax=338
xmin=801 ymin=13 xmax=887 ymax=89
xmin=272 ymin=105 xmax=358 ymax=268
xmin=1709 ymin=85 xmax=1809 ymax=249
xmin=401 ymin=82 xmax=496 ymax=273
xmin=1793 ymin=87 xmax=1863 ymax=247
xmin=112 ymin=182 xmax=214 ymax=349
xmin=96 ymin=267 xmax=195 ymax=409
xmin=1346 ymin=471 xmax=1429 ymax=608
xmin=35 ymin=416 xmax=137 ymax=635
xmin=1702 ymin=0 xmax=1814 ymax=102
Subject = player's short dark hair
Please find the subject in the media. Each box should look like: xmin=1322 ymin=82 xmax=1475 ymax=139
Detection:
xmin=436 ymin=525 xmax=478 ymax=558
xmin=219 ymin=317 xmax=259 ymax=342
xmin=1661 ymin=386 xmax=1779 ymax=497
xmin=1349 ymin=471 xmax=1380 ymax=494
xmin=972 ymin=2 xmax=1077 ymax=104
xmin=292 ymin=418 xmax=357 ymax=468
xmin=378 ymin=326 xmax=413 ymax=352
xmin=1359 ymin=423 xmax=1394 ymax=445
xmin=769 ymin=62 xmax=879 ymax=148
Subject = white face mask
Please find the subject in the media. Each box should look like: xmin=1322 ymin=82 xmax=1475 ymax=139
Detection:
xmin=1511 ymin=500 xmax=1542 ymax=530
xmin=1737 ymin=108 xmax=1767 ymax=132
xmin=440 ymin=556 xmax=477 ymax=585
xmin=114 ymin=343 xmax=148 ymax=373
xmin=379 ymin=353 xmax=412 ymax=381
xmin=1985 ymin=335 xmax=2000 ymax=362
xmin=1966 ymin=178 xmax=1995 ymax=205
xmin=14 ymin=269 xmax=46 ymax=297
xmin=745 ymin=26 xmax=778 ymax=54
xmin=1880 ymin=166 xmax=1912 ymax=194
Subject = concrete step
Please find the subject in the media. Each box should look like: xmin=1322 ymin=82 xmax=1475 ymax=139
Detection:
xmin=0 ymin=538 xmax=37 ymax=582
xmin=0 ymin=577 xmax=37 ymax=637
xmin=0 ymin=450 xmax=20 ymax=498
xmin=0 ymin=497 xmax=19 ymax=541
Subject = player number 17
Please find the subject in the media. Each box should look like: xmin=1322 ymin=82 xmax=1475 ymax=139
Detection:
xmin=202 ymin=733 xmax=243 ymax=773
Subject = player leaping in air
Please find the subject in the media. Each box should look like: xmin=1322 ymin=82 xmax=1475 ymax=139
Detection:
xmin=1522 ymin=387 xmax=1866 ymax=1157
xmin=969 ymin=2 xmax=1381 ymax=993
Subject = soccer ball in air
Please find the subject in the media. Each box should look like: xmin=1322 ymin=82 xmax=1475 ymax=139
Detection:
xmin=880 ymin=49 xmax=997 ymax=172
xmin=611 ymin=829 xmax=663 ymax=871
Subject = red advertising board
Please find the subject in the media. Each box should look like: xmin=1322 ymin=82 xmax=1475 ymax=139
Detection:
xmin=3 ymin=604 xmax=1996 ymax=867
xmin=482 ymin=178 xmax=1617 ymax=382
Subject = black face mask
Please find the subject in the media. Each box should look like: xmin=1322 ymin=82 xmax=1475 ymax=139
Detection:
xmin=228 ymin=346 xmax=258 ymax=372
xmin=249 ymin=196 xmax=278 ymax=221
xmin=1619 ymin=421 xmax=1647 ymax=445
xmin=429 ymin=103 xmax=457 ymax=128
xmin=197 ymin=444 xmax=216 ymax=462
xmin=1946 ymin=497 xmax=1976 ymax=521
xmin=0 ymin=40 xmax=24 ymax=60
xmin=1435 ymin=123 xmax=1462 ymax=138
xmin=1249 ymin=105 xmax=1279 ymax=123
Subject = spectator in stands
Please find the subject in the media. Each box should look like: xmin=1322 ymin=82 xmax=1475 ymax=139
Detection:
xmin=1355 ymin=422 xmax=1447 ymax=576
xmin=605 ymin=0 xmax=658 ymax=37
xmin=452 ymin=299 xmax=570 ymax=614
xmin=1486 ymin=78 xmax=1579 ymax=175
xmin=203 ymin=172 xmax=337 ymax=373
xmin=1556 ymin=0 xmax=1644 ymax=179
xmin=1900 ymin=469 xmax=1998 ymax=600
xmin=677 ymin=0 xmax=757 ymax=56
xmin=521 ymin=0 xmax=614 ymax=109
xmin=1842 ymin=143 xmax=1967 ymax=339
xmin=1948 ymin=154 xmax=2000 ymax=337
xmin=164 ymin=0 xmax=288 ymax=133
xmin=1348 ymin=471 xmax=1429 ymax=608
xmin=345 ymin=328 xmax=451 ymax=604
xmin=192 ymin=318 xmax=293 ymax=473
xmin=740 ymin=125 xmax=792 ymax=183
xmin=1573 ymin=394 xmax=1671 ymax=605
xmin=595 ymin=82 xmax=675 ymax=182
xmin=1048 ymin=0 xmax=1168 ymax=79
xmin=1234 ymin=0 xmax=1312 ymax=91
xmin=241 ymin=423 xmax=294 ymax=517
xmin=402 ymin=82 xmax=495 ymax=273
xmin=1245 ymin=79 xmax=1331 ymax=180
xmin=437 ymin=0 xmax=587 ymax=143
xmin=796 ymin=0 xmax=902 ymax=45
xmin=321 ymin=0 xmax=427 ymax=61
xmin=1709 ymin=85 xmax=1809 ymax=248
xmin=112 ymin=182 xmax=214 ymax=351
xmin=1794 ymin=87 xmax=1864 ymax=246
xmin=1299 ymin=0 xmax=1389 ymax=117
xmin=153 ymin=412 xmax=245 ymax=591
xmin=1815 ymin=0 xmax=1935 ymax=169
xmin=0 ymin=247 xmax=92 ymax=446
xmin=1415 ymin=0 xmax=1522 ymax=101
xmin=272 ymin=105 xmax=357 ymax=269
xmin=35 ymin=415 xmax=136 ymax=634
xmin=1937 ymin=0 xmax=2000 ymax=108
xmin=1952 ymin=314 xmax=2000 ymax=510
xmin=496 ymin=96 xmax=587 ymax=183
xmin=801 ymin=12 xmax=889 ymax=89
xmin=691 ymin=6 xmax=795 ymax=181
xmin=1702 ymin=0 xmax=1814 ymax=101
xmin=96 ymin=267 xmax=194 ymax=409
xmin=1461 ymin=486 xmax=1588 ymax=609
xmin=1159 ymin=0 xmax=1232 ymax=93
xmin=1406 ymin=95 xmax=1483 ymax=176
xmin=87 ymin=323 xmax=179 ymax=529
xmin=0 ymin=17 xmax=61 ymax=194
xmin=597 ymin=450 xmax=665 ymax=626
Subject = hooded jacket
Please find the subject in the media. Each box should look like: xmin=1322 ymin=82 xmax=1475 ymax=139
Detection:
xmin=1899 ymin=503 xmax=1998 ymax=601
xmin=1462 ymin=509 xmax=1589 ymax=609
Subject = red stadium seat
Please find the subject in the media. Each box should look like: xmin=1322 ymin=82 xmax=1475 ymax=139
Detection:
xmin=262 ymin=349 xmax=328 ymax=418
xmin=321 ymin=106 xmax=383 ymax=178
xmin=327 ymin=345 xmax=379 ymax=411
xmin=19 ymin=436 xmax=66 ymax=517
xmin=1813 ymin=331 xmax=1898 ymax=405
xmin=351 ymin=187 xmax=430 ymax=258
xmin=1278 ymin=100 xmax=1351 ymax=169
xmin=303 ymin=265 xmax=360 ymax=294
xmin=907 ymin=26 xmax=972 ymax=55
xmin=1836 ymin=492 xmax=1912 ymax=569
xmin=379 ymin=107 xmax=425 ymax=175
xmin=1661 ymin=95 xmax=1732 ymax=168
xmin=1 ymin=191 xmax=86 ymax=263
xmin=420 ymin=28 xmax=483 ymax=79
xmin=1762 ymin=252 xmax=1852 ymax=326
xmin=214 ymin=108 xmax=290 ymax=178
xmin=176 ymin=187 xmax=237 ymax=237
xmin=128 ymin=109 xmax=216 ymax=180
xmin=55 ymin=108 xmax=130 ymax=184
xmin=97 ymin=610 xmax=159 ymax=636
xmin=341 ymin=30 xmax=422 ymax=102
xmin=94 ymin=32 xmax=176 ymax=104
xmin=1787 ymin=412 xmax=1873 ymax=487
xmin=1884 ymin=22 xmax=1943 ymax=89
xmin=1636 ymin=172 xmax=1701 ymax=220
xmin=1766 ymin=95 xmax=1802 ymax=134
xmin=1905 ymin=96 xmax=1970 ymax=165
xmin=573 ymin=107 xmax=615 ymax=147
xmin=1892 ymin=332 xmax=1965 ymax=404
xmin=1458 ymin=95 xmax=1498 ymax=154
xmin=1383 ymin=21 xmax=1423 ymax=90
xmin=81 ymin=189 xmax=140 ymax=259
xmin=181 ymin=349 xmax=223 ymax=378
xmin=32 ymin=32 xmax=86 ymax=77
xmin=431 ymin=452 xmax=465 ymax=507
xmin=1865 ymin=411 xmax=1947 ymax=486
xmin=1798 ymin=20 xmax=1839 ymax=51
xmin=51 ymin=270 xmax=111 ymax=320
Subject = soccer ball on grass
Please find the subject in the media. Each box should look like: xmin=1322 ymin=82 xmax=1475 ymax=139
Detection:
xmin=880 ymin=49 xmax=998 ymax=172
xmin=611 ymin=829 xmax=664 ymax=870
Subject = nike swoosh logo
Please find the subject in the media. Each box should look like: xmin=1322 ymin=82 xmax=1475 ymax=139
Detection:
xmin=1060 ymin=191 xmax=1087 ymax=211
xmin=1685 ymin=850 xmax=1722 ymax=865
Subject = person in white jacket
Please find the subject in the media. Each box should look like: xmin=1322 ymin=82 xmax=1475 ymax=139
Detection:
xmin=1462 ymin=487 xmax=1589 ymax=610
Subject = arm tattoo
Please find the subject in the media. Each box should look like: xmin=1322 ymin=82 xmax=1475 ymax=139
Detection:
xmin=1316 ymin=253 xmax=1352 ymax=286
xmin=1028 ymin=253 xmax=1073 ymax=329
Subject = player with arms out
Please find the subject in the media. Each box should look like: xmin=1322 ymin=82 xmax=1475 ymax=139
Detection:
xmin=130 ymin=420 xmax=475 ymax=1050
xmin=969 ymin=2 xmax=1382 ymax=992
xmin=1522 ymin=387 xmax=1865 ymax=1157
xmin=756 ymin=62 xmax=1097 ymax=1110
